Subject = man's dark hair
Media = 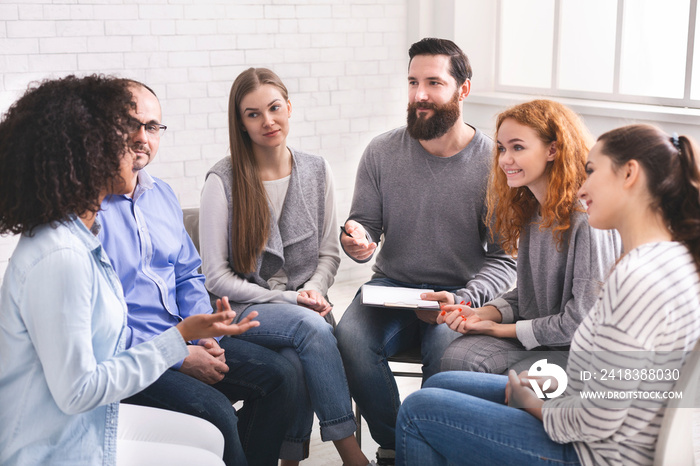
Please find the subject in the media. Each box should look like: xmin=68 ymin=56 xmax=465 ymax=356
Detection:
xmin=0 ymin=74 xmax=135 ymax=235
xmin=408 ymin=37 xmax=472 ymax=84
xmin=119 ymin=78 xmax=158 ymax=98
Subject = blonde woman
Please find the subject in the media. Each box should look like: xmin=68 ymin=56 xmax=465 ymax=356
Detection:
xmin=199 ymin=68 xmax=369 ymax=466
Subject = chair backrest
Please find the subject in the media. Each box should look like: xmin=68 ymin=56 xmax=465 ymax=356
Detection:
xmin=182 ymin=207 xmax=200 ymax=254
xmin=653 ymin=339 xmax=700 ymax=465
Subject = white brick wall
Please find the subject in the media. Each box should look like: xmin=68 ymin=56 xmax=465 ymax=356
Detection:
xmin=0 ymin=0 xmax=410 ymax=287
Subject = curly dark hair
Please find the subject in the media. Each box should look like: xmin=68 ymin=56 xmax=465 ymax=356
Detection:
xmin=0 ymin=74 xmax=134 ymax=235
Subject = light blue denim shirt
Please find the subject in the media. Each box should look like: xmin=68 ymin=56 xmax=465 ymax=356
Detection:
xmin=0 ymin=216 xmax=188 ymax=465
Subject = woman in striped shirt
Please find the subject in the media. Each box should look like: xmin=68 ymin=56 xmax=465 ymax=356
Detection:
xmin=395 ymin=124 xmax=700 ymax=466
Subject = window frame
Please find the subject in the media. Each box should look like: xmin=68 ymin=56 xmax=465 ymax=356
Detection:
xmin=494 ymin=0 xmax=700 ymax=109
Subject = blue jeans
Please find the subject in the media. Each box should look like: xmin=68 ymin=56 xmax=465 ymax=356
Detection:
xmin=122 ymin=336 xmax=295 ymax=466
xmin=396 ymin=372 xmax=581 ymax=466
xmin=335 ymin=277 xmax=462 ymax=449
xmin=236 ymin=302 xmax=357 ymax=460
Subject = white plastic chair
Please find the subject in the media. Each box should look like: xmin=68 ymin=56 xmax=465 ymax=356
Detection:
xmin=117 ymin=404 xmax=225 ymax=466
xmin=654 ymin=340 xmax=700 ymax=465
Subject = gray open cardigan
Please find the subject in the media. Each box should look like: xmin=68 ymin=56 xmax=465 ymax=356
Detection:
xmin=204 ymin=149 xmax=327 ymax=315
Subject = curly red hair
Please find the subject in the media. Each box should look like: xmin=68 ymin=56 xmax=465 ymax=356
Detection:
xmin=487 ymin=99 xmax=593 ymax=256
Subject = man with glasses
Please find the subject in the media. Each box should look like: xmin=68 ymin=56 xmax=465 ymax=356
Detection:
xmin=98 ymin=80 xmax=295 ymax=466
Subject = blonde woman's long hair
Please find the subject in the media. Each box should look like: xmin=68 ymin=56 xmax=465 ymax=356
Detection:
xmin=227 ymin=67 xmax=289 ymax=273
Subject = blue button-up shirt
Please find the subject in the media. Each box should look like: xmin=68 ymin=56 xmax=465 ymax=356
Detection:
xmin=0 ymin=216 xmax=188 ymax=465
xmin=98 ymin=170 xmax=213 ymax=368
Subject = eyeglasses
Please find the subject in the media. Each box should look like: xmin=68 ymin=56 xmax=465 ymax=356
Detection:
xmin=127 ymin=119 xmax=167 ymax=137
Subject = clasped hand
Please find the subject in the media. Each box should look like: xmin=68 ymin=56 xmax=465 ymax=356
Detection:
xmin=436 ymin=302 xmax=505 ymax=336
xmin=297 ymin=289 xmax=332 ymax=316
xmin=436 ymin=303 xmax=494 ymax=335
xmin=180 ymin=338 xmax=228 ymax=384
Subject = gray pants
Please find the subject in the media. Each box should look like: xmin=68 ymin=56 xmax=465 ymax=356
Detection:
xmin=441 ymin=335 xmax=526 ymax=374
xmin=440 ymin=335 xmax=569 ymax=375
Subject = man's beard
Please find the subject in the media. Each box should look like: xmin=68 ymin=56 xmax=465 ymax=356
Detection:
xmin=406 ymin=91 xmax=461 ymax=141
xmin=131 ymin=143 xmax=151 ymax=171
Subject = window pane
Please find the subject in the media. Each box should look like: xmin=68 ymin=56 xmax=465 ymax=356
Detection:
xmin=558 ymin=0 xmax=617 ymax=93
xmin=620 ymin=0 xmax=689 ymax=99
xmin=499 ymin=0 xmax=555 ymax=88
xmin=692 ymin=4 xmax=700 ymax=100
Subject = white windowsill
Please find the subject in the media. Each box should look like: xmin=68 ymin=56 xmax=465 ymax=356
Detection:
xmin=468 ymin=91 xmax=700 ymax=126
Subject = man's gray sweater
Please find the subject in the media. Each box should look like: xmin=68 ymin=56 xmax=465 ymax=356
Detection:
xmin=347 ymin=125 xmax=516 ymax=306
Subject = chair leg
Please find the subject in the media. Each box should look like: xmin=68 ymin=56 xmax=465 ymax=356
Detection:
xmin=355 ymin=402 xmax=362 ymax=448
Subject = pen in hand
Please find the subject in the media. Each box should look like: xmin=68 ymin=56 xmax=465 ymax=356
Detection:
xmin=340 ymin=221 xmax=377 ymax=261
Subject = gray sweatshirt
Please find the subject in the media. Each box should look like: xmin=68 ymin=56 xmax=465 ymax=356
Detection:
xmin=346 ymin=125 xmax=516 ymax=306
xmin=489 ymin=210 xmax=621 ymax=350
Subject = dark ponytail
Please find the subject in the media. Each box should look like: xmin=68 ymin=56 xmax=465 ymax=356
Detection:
xmin=597 ymin=124 xmax=700 ymax=271
xmin=669 ymin=135 xmax=700 ymax=268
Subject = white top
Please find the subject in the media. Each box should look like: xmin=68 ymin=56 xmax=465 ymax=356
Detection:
xmin=199 ymin=158 xmax=340 ymax=304
xmin=263 ymin=175 xmax=292 ymax=290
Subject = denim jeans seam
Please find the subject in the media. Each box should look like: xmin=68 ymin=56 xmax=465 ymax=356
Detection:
xmin=317 ymin=412 xmax=355 ymax=428
xmin=406 ymin=416 xmax=579 ymax=465
xmin=238 ymin=396 xmax=257 ymax=453
xmin=319 ymin=415 xmax=357 ymax=442
xmin=378 ymin=319 xmax=421 ymax=411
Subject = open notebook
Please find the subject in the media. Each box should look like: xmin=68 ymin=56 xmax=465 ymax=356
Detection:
xmin=361 ymin=284 xmax=440 ymax=310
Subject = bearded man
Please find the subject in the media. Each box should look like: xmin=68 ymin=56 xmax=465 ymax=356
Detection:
xmin=335 ymin=37 xmax=517 ymax=466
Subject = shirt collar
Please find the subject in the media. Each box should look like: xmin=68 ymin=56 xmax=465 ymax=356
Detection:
xmin=66 ymin=214 xmax=103 ymax=254
xmin=132 ymin=169 xmax=156 ymax=202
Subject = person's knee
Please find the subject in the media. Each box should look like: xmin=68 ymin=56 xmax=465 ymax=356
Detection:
xmin=440 ymin=352 xmax=481 ymax=372
xmin=422 ymin=372 xmax=453 ymax=389
xmin=335 ymin=318 xmax=374 ymax=370
xmin=440 ymin=352 xmax=496 ymax=373
xmin=397 ymin=388 xmax=437 ymax=427
xmin=295 ymin=312 xmax=338 ymax=351
xmin=440 ymin=336 xmax=499 ymax=373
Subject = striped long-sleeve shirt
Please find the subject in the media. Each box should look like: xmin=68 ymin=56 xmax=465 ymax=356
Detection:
xmin=542 ymin=241 xmax=700 ymax=466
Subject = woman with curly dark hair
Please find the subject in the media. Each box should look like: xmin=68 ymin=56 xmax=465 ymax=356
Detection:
xmin=0 ymin=74 xmax=259 ymax=465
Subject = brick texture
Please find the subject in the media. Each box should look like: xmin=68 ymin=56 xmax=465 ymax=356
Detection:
xmin=0 ymin=0 xmax=409 ymax=286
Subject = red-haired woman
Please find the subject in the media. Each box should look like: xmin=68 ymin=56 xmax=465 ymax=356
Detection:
xmin=396 ymin=125 xmax=700 ymax=465
xmin=438 ymin=99 xmax=620 ymax=374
